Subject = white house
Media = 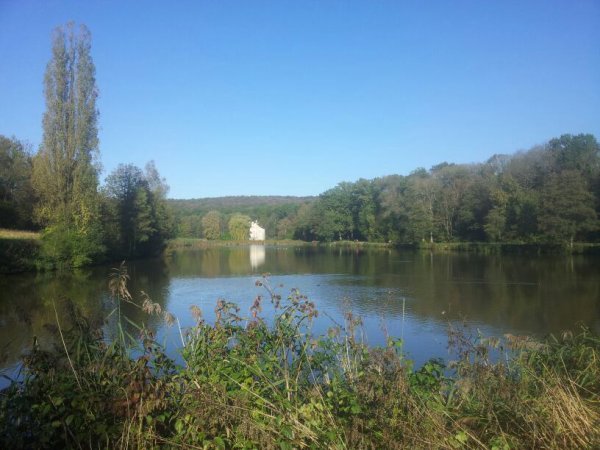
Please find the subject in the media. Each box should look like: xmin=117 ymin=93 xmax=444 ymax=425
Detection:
xmin=249 ymin=221 xmax=265 ymax=241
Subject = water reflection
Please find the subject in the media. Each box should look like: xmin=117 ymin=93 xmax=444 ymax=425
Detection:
xmin=1 ymin=247 xmax=599 ymax=383
xmin=249 ymin=244 xmax=265 ymax=269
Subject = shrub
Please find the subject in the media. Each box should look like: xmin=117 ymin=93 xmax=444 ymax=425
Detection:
xmin=1 ymin=272 xmax=598 ymax=448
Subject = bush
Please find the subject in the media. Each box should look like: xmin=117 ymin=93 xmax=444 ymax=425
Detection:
xmin=1 ymin=274 xmax=599 ymax=448
xmin=38 ymin=224 xmax=105 ymax=270
xmin=0 ymin=236 xmax=39 ymax=274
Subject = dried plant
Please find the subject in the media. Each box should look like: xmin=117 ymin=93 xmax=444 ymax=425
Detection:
xmin=108 ymin=261 xmax=132 ymax=302
xmin=140 ymin=290 xmax=162 ymax=315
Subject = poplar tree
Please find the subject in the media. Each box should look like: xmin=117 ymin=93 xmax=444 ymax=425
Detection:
xmin=32 ymin=23 xmax=103 ymax=266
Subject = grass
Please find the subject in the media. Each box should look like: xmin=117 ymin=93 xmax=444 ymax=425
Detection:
xmin=410 ymin=241 xmax=600 ymax=255
xmin=1 ymin=270 xmax=599 ymax=448
xmin=325 ymin=240 xmax=391 ymax=249
xmin=167 ymin=237 xmax=311 ymax=250
xmin=169 ymin=238 xmax=600 ymax=255
xmin=167 ymin=238 xmax=393 ymax=251
xmin=0 ymin=228 xmax=40 ymax=240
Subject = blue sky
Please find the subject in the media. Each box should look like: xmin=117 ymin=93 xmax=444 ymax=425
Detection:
xmin=1 ymin=1 xmax=599 ymax=199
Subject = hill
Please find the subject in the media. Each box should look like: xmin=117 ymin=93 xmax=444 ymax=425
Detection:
xmin=168 ymin=195 xmax=314 ymax=215
xmin=168 ymin=196 xmax=315 ymax=240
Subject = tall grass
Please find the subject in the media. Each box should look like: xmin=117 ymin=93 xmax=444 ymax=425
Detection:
xmin=1 ymin=270 xmax=598 ymax=448
xmin=167 ymin=238 xmax=309 ymax=250
xmin=0 ymin=228 xmax=40 ymax=240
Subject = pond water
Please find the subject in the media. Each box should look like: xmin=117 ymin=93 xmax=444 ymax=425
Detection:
xmin=1 ymin=245 xmax=599 ymax=385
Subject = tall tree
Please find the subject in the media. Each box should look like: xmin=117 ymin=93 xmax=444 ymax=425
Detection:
xmin=484 ymin=188 xmax=508 ymax=241
xmin=178 ymin=215 xmax=203 ymax=238
xmin=405 ymin=172 xmax=437 ymax=243
xmin=103 ymin=163 xmax=172 ymax=258
xmin=313 ymin=183 xmax=354 ymax=241
xmin=32 ymin=23 xmax=103 ymax=266
xmin=202 ymin=210 xmax=222 ymax=240
xmin=538 ymin=170 xmax=597 ymax=247
xmin=228 ymin=213 xmax=251 ymax=240
xmin=547 ymin=134 xmax=600 ymax=177
xmin=374 ymin=175 xmax=410 ymax=243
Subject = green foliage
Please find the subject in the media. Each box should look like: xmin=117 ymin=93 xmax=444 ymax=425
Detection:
xmin=1 ymin=274 xmax=599 ymax=448
xmin=228 ymin=213 xmax=251 ymax=240
xmin=201 ymin=210 xmax=222 ymax=240
xmin=539 ymin=170 xmax=597 ymax=246
xmin=103 ymin=162 xmax=173 ymax=259
xmin=283 ymin=133 xmax=600 ymax=247
xmin=31 ymin=23 xmax=103 ymax=267
xmin=178 ymin=214 xmax=202 ymax=238
xmin=170 ymin=196 xmax=310 ymax=240
xmin=0 ymin=236 xmax=39 ymax=273
xmin=547 ymin=133 xmax=600 ymax=177
xmin=0 ymin=135 xmax=35 ymax=229
xmin=296 ymin=133 xmax=600 ymax=247
xmin=38 ymin=222 xmax=105 ymax=269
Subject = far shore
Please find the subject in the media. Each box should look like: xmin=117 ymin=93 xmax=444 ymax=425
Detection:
xmin=3 ymin=232 xmax=600 ymax=275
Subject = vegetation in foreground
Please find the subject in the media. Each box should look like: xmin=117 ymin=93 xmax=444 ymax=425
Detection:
xmin=1 ymin=272 xmax=598 ymax=449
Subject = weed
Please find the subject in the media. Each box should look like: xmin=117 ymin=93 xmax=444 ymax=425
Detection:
xmin=0 ymin=268 xmax=598 ymax=448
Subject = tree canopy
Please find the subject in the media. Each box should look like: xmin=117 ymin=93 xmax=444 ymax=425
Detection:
xmin=0 ymin=136 xmax=34 ymax=229
xmin=32 ymin=23 xmax=103 ymax=267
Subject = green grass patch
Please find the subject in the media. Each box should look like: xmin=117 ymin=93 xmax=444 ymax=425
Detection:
xmin=0 ymin=228 xmax=40 ymax=240
xmin=167 ymin=238 xmax=310 ymax=250
xmin=325 ymin=240 xmax=391 ymax=249
xmin=410 ymin=241 xmax=600 ymax=255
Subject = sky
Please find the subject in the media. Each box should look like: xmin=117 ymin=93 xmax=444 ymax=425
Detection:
xmin=0 ymin=1 xmax=599 ymax=199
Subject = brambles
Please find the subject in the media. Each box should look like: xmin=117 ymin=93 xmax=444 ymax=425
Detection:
xmin=1 ymin=273 xmax=599 ymax=448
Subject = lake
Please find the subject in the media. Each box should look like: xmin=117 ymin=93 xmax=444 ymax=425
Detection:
xmin=1 ymin=245 xmax=599 ymax=385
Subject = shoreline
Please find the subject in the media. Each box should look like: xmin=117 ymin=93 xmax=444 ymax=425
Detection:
xmin=3 ymin=234 xmax=600 ymax=275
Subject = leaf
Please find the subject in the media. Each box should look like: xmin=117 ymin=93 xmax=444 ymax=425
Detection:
xmin=455 ymin=431 xmax=468 ymax=445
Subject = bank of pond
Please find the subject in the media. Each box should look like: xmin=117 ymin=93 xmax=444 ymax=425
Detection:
xmin=0 ymin=279 xmax=598 ymax=449
xmin=3 ymin=230 xmax=600 ymax=275
xmin=1 ymin=246 xmax=599 ymax=448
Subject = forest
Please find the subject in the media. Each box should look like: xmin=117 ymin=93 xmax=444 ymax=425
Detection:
xmin=169 ymin=133 xmax=600 ymax=247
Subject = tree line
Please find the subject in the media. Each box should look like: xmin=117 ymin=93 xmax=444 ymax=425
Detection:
xmin=296 ymin=133 xmax=600 ymax=246
xmin=0 ymin=23 xmax=173 ymax=268
xmin=170 ymin=197 xmax=308 ymax=240
xmin=170 ymin=133 xmax=599 ymax=247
